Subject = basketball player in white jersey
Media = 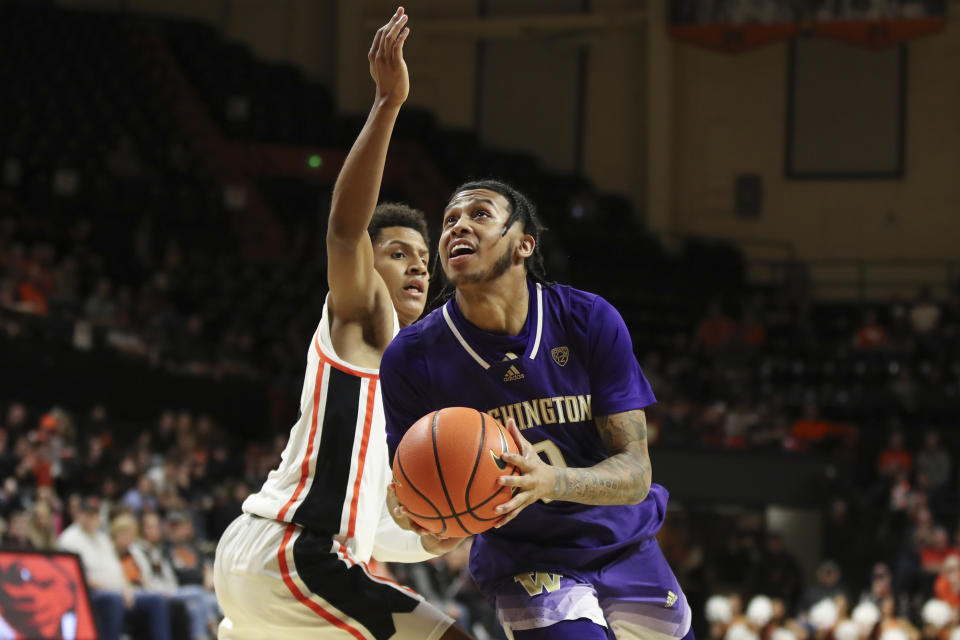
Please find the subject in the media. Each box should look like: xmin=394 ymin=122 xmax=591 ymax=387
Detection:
xmin=214 ymin=8 xmax=473 ymax=640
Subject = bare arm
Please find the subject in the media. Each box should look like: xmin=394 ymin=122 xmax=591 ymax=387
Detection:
xmin=495 ymin=409 xmax=652 ymax=526
xmin=326 ymin=7 xmax=409 ymax=322
xmin=551 ymin=410 xmax=651 ymax=504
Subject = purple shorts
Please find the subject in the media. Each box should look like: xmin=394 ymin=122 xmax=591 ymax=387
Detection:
xmin=485 ymin=537 xmax=692 ymax=640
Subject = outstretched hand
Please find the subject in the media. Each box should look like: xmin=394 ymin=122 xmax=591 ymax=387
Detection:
xmin=387 ymin=483 xmax=465 ymax=555
xmin=494 ymin=418 xmax=557 ymax=528
xmin=369 ymin=6 xmax=410 ymax=108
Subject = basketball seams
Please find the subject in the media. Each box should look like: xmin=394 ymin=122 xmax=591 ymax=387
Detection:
xmin=463 ymin=411 xmax=485 ymax=512
xmin=431 ymin=410 xmax=475 ymax=535
xmin=395 ymin=440 xmax=448 ymax=536
xmin=393 ymin=407 xmax=522 ymax=536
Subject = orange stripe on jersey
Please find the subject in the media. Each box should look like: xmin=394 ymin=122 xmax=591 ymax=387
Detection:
xmin=277 ymin=524 xmax=367 ymax=640
xmin=361 ymin=560 xmax=419 ymax=598
xmin=346 ymin=379 xmax=378 ymax=538
xmin=276 ymin=358 xmax=327 ymax=522
xmin=314 ymin=331 xmax=379 ymax=379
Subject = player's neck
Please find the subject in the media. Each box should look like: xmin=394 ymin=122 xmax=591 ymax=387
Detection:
xmin=455 ymin=271 xmax=528 ymax=336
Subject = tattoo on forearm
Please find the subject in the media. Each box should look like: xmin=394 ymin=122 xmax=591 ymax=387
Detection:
xmin=550 ymin=410 xmax=651 ymax=506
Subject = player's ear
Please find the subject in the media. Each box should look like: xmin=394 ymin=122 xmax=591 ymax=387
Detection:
xmin=516 ymin=234 xmax=535 ymax=259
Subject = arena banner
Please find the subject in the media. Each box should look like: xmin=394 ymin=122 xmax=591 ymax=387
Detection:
xmin=669 ymin=0 xmax=799 ymax=52
xmin=812 ymin=0 xmax=947 ymax=49
xmin=669 ymin=1 xmax=946 ymax=52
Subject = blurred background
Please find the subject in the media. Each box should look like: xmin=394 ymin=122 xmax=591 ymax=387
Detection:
xmin=0 ymin=0 xmax=959 ymax=638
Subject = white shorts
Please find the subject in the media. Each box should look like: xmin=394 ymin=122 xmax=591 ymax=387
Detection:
xmin=214 ymin=513 xmax=454 ymax=640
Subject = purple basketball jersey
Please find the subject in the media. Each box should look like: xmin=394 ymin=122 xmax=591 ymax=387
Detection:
xmin=381 ymin=280 xmax=668 ymax=590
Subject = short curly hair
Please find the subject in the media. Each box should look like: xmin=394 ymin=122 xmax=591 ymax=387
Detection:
xmin=368 ymin=203 xmax=430 ymax=247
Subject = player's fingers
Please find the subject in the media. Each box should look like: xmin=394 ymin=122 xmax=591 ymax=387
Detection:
xmin=395 ymin=26 xmax=410 ymax=55
xmin=369 ymin=28 xmax=384 ymax=61
xmin=499 ymin=451 xmax=534 ymax=472
xmin=505 ymin=419 xmax=530 ymax=454
xmin=495 ymin=507 xmax=523 ymax=528
xmin=383 ymin=12 xmax=409 ymax=59
xmin=494 ymin=490 xmax=533 ymax=515
xmin=497 ymin=472 xmax=527 ymax=486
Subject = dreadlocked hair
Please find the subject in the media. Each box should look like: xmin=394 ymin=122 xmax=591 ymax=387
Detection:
xmin=429 ymin=179 xmax=551 ymax=308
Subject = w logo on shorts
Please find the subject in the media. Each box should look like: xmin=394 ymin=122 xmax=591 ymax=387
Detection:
xmin=514 ymin=572 xmax=562 ymax=597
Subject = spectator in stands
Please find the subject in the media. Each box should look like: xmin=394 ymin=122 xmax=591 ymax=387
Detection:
xmin=803 ymin=560 xmax=849 ymax=610
xmin=791 ymin=402 xmax=857 ymax=453
xmin=737 ymin=307 xmax=767 ymax=350
xmin=879 ymin=430 xmax=913 ymax=479
xmin=910 ymin=287 xmax=942 ymax=337
xmin=877 ymin=595 xmax=920 ymax=640
xmin=3 ymin=510 xmax=33 ymax=549
xmin=751 ymin=533 xmax=804 ymax=613
xmin=695 ymin=301 xmax=736 ymax=353
xmin=165 ymin=510 xmax=212 ymax=592
xmin=122 ymin=474 xmax=158 ymax=516
xmin=723 ymin=398 xmax=761 ymax=448
xmin=112 ymin=513 xmax=194 ymax=639
xmin=58 ymin=497 xmax=172 ymax=640
xmin=17 ymin=263 xmax=49 ymax=315
xmin=28 ymin=499 xmax=57 ymax=549
xmin=920 ymin=527 xmax=960 ymax=577
xmin=84 ymin=277 xmax=118 ymax=327
xmin=854 ymin=309 xmax=888 ymax=350
xmin=933 ymin=555 xmax=960 ymax=610
xmin=889 ymin=368 xmax=919 ymax=412
xmin=864 ymin=563 xmax=895 ymax=607
xmin=0 ymin=477 xmax=24 ymax=518
xmin=160 ymin=510 xmax=220 ymax=639
xmin=4 ymin=403 xmax=27 ymax=435
xmin=915 ymin=430 xmax=952 ymax=495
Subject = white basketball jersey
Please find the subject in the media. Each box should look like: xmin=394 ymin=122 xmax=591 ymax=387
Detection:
xmin=243 ymin=298 xmax=420 ymax=563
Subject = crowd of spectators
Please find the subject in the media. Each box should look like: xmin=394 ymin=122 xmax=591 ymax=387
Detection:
xmin=1 ymin=277 xmax=958 ymax=638
xmin=0 ymin=209 xmax=320 ymax=392
xmin=0 ymin=400 xmax=281 ymax=639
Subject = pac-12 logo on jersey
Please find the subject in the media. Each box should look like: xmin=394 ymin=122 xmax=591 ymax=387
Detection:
xmin=551 ymin=346 xmax=569 ymax=367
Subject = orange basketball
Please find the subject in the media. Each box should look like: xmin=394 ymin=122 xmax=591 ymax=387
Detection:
xmin=391 ymin=407 xmax=520 ymax=537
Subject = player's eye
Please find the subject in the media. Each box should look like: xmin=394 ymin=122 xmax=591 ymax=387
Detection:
xmin=444 ymin=215 xmax=458 ymax=227
xmin=473 ymin=209 xmax=489 ymax=219
xmin=391 ymin=251 xmax=405 ymax=259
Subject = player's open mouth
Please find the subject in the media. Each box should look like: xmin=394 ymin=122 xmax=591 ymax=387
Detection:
xmin=403 ymin=282 xmax=424 ymax=297
xmin=449 ymin=241 xmax=475 ymax=264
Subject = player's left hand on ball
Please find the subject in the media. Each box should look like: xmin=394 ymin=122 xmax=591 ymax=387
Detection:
xmin=494 ymin=418 xmax=556 ymax=528
xmin=420 ymin=533 xmax=466 ymax=555
xmin=387 ymin=482 xmax=422 ymax=532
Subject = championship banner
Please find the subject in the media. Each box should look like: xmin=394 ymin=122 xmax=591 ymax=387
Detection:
xmin=669 ymin=0 xmax=799 ymax=53
xmin=812 ymin=0 xmax=947 ymax=49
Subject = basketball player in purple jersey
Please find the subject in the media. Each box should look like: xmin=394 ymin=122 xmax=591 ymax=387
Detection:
xmin=214 ymin=8 xmax=473 ymax=639
xmin=381 ymin=182 xmax=694 ymax=639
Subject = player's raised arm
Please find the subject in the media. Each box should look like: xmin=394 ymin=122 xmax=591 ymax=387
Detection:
xmin=326 ymin=7 xmax=410 ymax=321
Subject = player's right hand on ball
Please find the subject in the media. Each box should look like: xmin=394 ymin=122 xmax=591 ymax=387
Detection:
xmin=494 ymin=418 xmax=557 ymax=528
xmin=369 ymin=6 xmax=410 ymax=107
xmin=387 ymin=484 xmax=465 ymax=554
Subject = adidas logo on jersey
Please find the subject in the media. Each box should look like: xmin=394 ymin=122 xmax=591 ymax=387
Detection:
xmin=665 ymin=590 xmax=677 ymax=608
xmin=503 ymin=365 xmax=525 ymax=382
